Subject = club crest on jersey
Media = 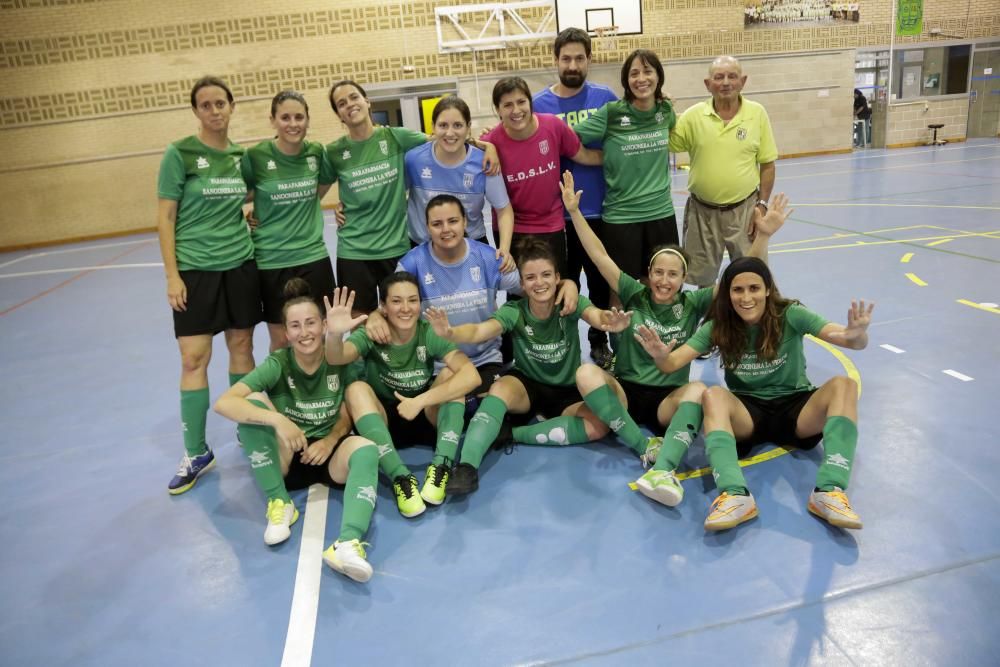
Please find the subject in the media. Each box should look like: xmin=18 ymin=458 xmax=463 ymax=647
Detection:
xmin=620 ymin=116 xmax=631 ymax=127
xmin=424 ymin=272 xmax=435 ymax=285
xmin=417 ymin=346 xmax=427 ymax=362
xmin=379 ymin=140 xmax=389 ymax=155
xmin=286 ymin=377 xmax=296 ymax=389
xmin=327 ymin=375 xmax=340 ymax=392
xmin=463 ymin=173 xmax=474 ymax=189
xmin=380 ymin=351 xmax=391 ymax=362
xmin=421 ymin=166 xmax=432 ymax=179
xmin=655 ymin=111 xmax=664 ymax=124
xmin=737 ymin=127 xmax=747 ymax=141
xmin=266 ymin=160 xmax=277 ymax=170
xmin=470 ymin=266 xmax=481 ymax=282
xmin=672 ymin=303 xmax=684 ymax=319
xmin=342 ymin=150 xmax=351 ymax=160
xmin=307 ymin=156 xmax=318 ymax=171
xmin=196 ymin=156 xmax=209 ymax=169
xmin=538 ymin=139 xmax=550 ymax=155
xmin=524 ymin=325 xmax=534 ymax=336
xmin=232 ymin=156 xmax=241 ymax=166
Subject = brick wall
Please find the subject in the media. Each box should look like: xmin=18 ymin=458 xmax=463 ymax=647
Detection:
xmin=884 ymin=95 xmax=971 ymax=145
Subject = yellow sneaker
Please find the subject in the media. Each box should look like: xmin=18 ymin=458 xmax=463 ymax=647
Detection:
xmin=704 ymin=491 xmax=758 ymax=531
xmin=323 ymin=539 xmax=373 ymax=582
xmin=420 ymin=464 xmax=449 ymax=505
xmin=264 ymin=498 xmax=299 ymax=546
xmin=393 ymin=474 xmax=426 ymax=518
xmin=808 ymin=488 xmax=863 ymax=529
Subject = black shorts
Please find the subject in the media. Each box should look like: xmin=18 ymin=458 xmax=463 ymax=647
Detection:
xmin=173 ymin=259 xmax=261 ymax=337
xmin=735 ymin=389 xmax=821 ymax=458
xmin=472 ymin=362 xmax=504 ymax=396
xmin=336 ymin=256 xmax=403 ymax=314
xmin=600 ymin=216 xmax=679 ymax=279
xmin=504 ymin=368 xmax=582 ymax=418
xmin=259 ymin=256 xmax=336 ymax=324
xmin=378 ymin=395 xmax=438 ymax=447
xmin=617 ymin=379 xmax=680 ymax=430
xmin=283 ymin=434 xmax=348 ymax=490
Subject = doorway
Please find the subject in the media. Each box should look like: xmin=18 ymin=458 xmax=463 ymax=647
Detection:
xmin=967 ymin=48 xmax=1000 ymax=138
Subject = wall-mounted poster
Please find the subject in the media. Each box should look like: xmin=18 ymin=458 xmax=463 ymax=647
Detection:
xmin=744 ymin=1 xmax=860 ymax=28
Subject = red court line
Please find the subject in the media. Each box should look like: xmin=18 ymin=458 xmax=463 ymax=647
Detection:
xmin=0 ymin=241 xmax=154 ymax=317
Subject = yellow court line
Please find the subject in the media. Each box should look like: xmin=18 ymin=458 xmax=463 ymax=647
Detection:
xmin=906 ymin=272 xmax=928 ymax=286
xmin=630 ymin=337 xmax=862 ymax=488
xmin=779 ymin=154 xmax=1000 ymax=181
xmin=926 ymin=238 xmax=953 ymax=247
xmin=770 ymin=225 xmax=937 ymax=248
xmin=901 ymin=252 xmax=914 ymax=263
xmin=772 ymin=231 xmax=999 ymax=255
xmin=957 ymin=299 xmax=1000 ymax=315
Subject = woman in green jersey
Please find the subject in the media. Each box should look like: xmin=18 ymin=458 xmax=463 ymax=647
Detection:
xmin=214 ymin=278 xmax=379 ymax=582
xmin=426 ymin=237 xmax=633 ymax=496
xmin=158 ymin=76 xmax=260 ymax=495
xmin=636 ymin=258 xmax=874 ymax=532
xmin=243 ymin=90 xmax=336 ymax=352
xmin=572 ymin=49 xmax=679 ymax=286
xmin=325 ymin=80 xmax=499 ymax=316
xmin=324 ymin=273 xmax=480 ymax=516
xmin=560 ymin=171 xmax=790 ymax=509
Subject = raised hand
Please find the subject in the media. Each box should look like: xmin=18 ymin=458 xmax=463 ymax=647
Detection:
xmin=600 ymin=307 xmax=634 ymax=333
xmin=843 ymin=299 xmax=874 ymax=342
xmin=633 ymin=324 xmax=677 ymax=361
xmin=560 ymin=170 xmax=582 ymax=214
xmin=323 ymin=287 xmax=367 ymax=336
xmin=424 ymin=306 xmax=453 ymax=339
xmin=752 ymin=192 xmax=793 ymax=238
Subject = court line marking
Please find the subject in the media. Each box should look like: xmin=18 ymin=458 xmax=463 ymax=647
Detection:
xmin=0 ymin=238 xmax=154 ymax=269
xmin=631 ymin=336 xmax=861 ymax=486
xmin=0 ymin=262 xmax=163 ymax=279
xmin=776 ymin=154 xmax=1000 ymax=181
xmin=0 ymin=242 xmax=154 ymax=316
xmin=957 ymin=299 xmax=1000 ymax=315
xmin=771 ymin=142 xmax=1000 ymax=168
xmin=905 ymin=273 xmax=928 ymax=286
xmin=794 ymin=203 xmax=1000 ymax=211
xmin=280 ymin=484 xmax=329 ymax=667
xmin=901 ymin=253 xmax=914 ymax=263
xmin=880 ymin=344 xmax=906 ymax=354
xmin=943 ymin=369 xmax=974 ymax=382
xmin=926 ymin=238 xmax=953 ymax=246
xmin=769 ymin=228 xmax=1000 ymax=262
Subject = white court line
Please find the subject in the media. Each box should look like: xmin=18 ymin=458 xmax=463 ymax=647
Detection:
xmin=0 ymin=262 xmax=162 ymax=279
xmin=0 ymin=239 xmax=153 ymax=269
xmin=280 ymin=484 xmax=329 ymax=667
xmin=880 ymin=344 xmax=906 ymax=354
xmin=942 ymin=369 xmax=974 ymax=382
xmin=776 ymin=142 xmax=1000 ymax=168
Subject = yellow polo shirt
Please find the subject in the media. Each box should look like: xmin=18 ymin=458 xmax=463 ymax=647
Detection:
xmin=669 ymin=96 xmax=777 ymax=205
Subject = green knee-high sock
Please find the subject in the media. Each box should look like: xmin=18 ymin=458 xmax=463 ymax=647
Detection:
xmin=229 ymin=372 xmax=247 ymax=387
xmin=237 ymin=421 xmax=291 ymax=504
xmin=433 ymin=402 xmax=465 ymax=466
xmin=354 ymin=413 xmax=409 ymax=480
xmin=581 ymin=384 xmax=646 ymax=454
xmin=705 ymin=430 xmax=749 ymax=495
xmin=180 ymin=388 xmax=210 ymax=456
xmin=339 ymin=445 xmax=379 ymax=542
xmin=655 ymin=401 xmax=703 ymax=471
xmin=460 ymin=395 xmax=508 ymax=468
xmin=815 ymin=416 xmax=858 ymax=491
xmin=513 ymin=415 xmax=590 ymax=446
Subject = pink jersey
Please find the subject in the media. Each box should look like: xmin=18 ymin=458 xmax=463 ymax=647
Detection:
xmin=484 ymin=113 xmax=582 ymax=234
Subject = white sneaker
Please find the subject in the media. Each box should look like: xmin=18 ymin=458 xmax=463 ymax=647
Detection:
xmin=704 ymin=492 xmax=758 ymax=531
xmin=264 ymin=498 xmax=298 ymax=546
xmin=635 ymin=469 xmax=684 ymax=507
xmin=640 ymin=436 xmax=662 ymax=469
xmin=323 ymin=539 xmax=373 ymax=582
xmin=808 ymin=488 xmax=863 ymax=529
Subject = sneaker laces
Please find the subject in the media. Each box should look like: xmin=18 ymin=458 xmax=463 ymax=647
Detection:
xmin=267 ymin=499 xmax=289 ymax=524
xmin=174 ymin=454 xmax=194 ymax=476
xmin=430 ymin=464 xmax=448 ymax=486
xmin=339 ymin=539 xmax=370 ymax=558
xmin=822 ymin=489 xmax=852 ymax=508
xmin=709 ymin=492 xmax=732 ymax=512
xmin=396 ymin=475 xmax=418 ymax=499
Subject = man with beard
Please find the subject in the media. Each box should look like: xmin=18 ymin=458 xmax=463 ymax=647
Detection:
xmin=533 ymin=27 xmax=618 ymax=369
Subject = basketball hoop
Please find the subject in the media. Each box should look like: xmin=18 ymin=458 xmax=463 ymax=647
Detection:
xmin=593 ymin=25 xmax=620 ymax=52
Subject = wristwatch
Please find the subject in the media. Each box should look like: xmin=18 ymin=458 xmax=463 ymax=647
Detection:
xmin=755 ymin=199 xmax=768 ymax=212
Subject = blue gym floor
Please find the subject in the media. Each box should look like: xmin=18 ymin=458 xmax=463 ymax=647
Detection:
xmin=1 ymin=140 xmax=998 ymax=666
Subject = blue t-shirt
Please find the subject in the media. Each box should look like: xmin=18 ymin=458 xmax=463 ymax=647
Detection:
xmin=532 ymin=81 xmax=618 ymax=220
xmin=404 ymin=142 xmax=510 ymax=244
xmin=397 ymin=239 xmax=522 ymax=369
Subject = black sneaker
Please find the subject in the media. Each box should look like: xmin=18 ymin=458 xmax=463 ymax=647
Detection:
xmin=490 ymin=418 xmax=515 ymax=452
xmin=590 ymin=341 xmax=615 ymax=370
xmin=448 ymin=463 xmax=479 ymax=495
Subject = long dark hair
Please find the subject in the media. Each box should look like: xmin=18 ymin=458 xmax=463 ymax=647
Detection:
xmin=708 ymin=258 xmax=796 ymax=368
xmin=620 ymin=49 xmax=665 ymax=105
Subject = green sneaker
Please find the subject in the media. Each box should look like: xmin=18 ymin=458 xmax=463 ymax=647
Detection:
xmin=635 ymin=469 xmax=684 ymax=507
xmin=640 ymin=436 xmax=662 ymax=468
xmin=392 ymin=474 xmax=426 ymax=518
xmin=420 ymin=463 xmax=449 ymax=505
